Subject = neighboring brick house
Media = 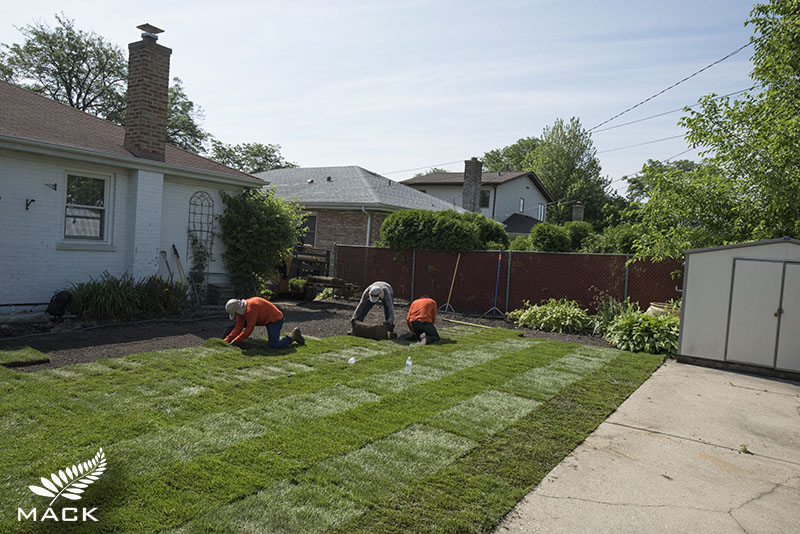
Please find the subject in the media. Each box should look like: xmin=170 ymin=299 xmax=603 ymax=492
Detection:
xmin=401 ymin=169 xmax=553 ymax=235
xmin=0 ymin=26 xmax=263 ymax=308
xmin=256 ymin=166 xmax=461 ymax=252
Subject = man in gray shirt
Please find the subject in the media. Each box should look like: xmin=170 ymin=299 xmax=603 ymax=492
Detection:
xmin=352 ymin=281 xmax=395 ymax=332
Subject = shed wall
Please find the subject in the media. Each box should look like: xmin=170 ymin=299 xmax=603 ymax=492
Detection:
xmin=679 ymin=242 xmax=800 ymax=361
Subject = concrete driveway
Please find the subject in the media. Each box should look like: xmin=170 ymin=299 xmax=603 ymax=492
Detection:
xmin=495 ymin=359 xmax=800 ymax=534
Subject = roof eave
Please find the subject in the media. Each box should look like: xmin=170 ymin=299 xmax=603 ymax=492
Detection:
xmin=0 ymin=135 xmax=264 ymax=187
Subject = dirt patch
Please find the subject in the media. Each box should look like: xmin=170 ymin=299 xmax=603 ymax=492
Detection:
xmin=0 ymin=299 xmax=609 ymax=371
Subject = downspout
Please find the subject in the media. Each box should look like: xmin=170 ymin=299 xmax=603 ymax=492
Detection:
xmin=362 ymin=206 xmax=372 ymax=246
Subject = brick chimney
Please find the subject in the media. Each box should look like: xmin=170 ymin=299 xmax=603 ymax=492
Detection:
xmin=462 ymin=157 xmax=482 ymax=212
xmin=124 ymin=24 xmax=171 ymax=161
xmin=572 ymin=202 xmax=585 ymax=222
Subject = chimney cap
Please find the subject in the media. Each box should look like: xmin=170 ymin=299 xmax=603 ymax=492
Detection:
xmin=137 ymin=23 xmax=164 ymax=39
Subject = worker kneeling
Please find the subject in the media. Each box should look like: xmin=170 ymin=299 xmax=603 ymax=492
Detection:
xmin=407 ymin=296 xmax=440 ymax=345
xmin=224 ymin=297 xmax=304 ymax=348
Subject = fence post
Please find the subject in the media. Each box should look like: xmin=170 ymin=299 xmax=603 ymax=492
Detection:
xmin=623 ymin=253 xmax=630 ymax=302
xmin=505 ymin=250 xmax=512 ymax=313
xmin=411 ymin=249 xmax=416 ymax=301
xmin=332 ymin=244 xmax=337 ymax=278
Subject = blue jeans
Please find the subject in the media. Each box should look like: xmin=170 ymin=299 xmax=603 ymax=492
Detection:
xmin=353 ymin=300 xmax=394 ymax=330
xmin=266 ymin=319 xmax=292 ymax=349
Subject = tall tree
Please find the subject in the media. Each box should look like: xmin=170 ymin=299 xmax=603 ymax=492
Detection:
xmin=411 ymin=167 xmax=448 ymax=179
xmin=524 ymin=117 xmax=610 ymax=225
xmin=0 ymin=14 xmax=127 ymax=122
xmin=1 ymin=15 xmax=210 ymax=153
xmin=631 ymin=0 xmax=800 ymax=260
xmin=166 ymin=77 xmax=209 ymax=153
xmin=482 ymin=137 xmax=540 ymax=172
xmin=209 ymin=141 xmax=297 ymax=175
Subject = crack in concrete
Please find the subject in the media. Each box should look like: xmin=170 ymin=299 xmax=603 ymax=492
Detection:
xmin=605 ymin=421 xmax=800 ymax=467
xmin=535 ymin=493 xmax=724 ymax=514
xmin=727 ymin=381 xmax=800 ymax=398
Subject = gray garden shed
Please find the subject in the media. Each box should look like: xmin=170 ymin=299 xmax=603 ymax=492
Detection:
xmin=678 ymin=237 xmax=800 ymax=377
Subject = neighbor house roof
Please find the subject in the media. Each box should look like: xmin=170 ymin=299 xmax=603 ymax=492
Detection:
xmin=256 ymin=166 xmax=463 ymax=212
xmin=401 ymin=170 xmax=553 ymax=202
xmin=0 ymin=81 xmax=261 ymax=185
xmin=502 ymin=212 xmax=542 ymax=235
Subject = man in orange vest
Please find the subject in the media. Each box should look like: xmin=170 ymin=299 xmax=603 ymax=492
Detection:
xmin=406 ymin=296 xmax=440 ymax=345
xmin=224 ymin=297 xmax=304 ymax=348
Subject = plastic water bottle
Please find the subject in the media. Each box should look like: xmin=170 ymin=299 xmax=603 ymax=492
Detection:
xmin=405 ymin=356 xmax=412 ymax=373
xmin=348 ymin=357 xmax=356 ymax=365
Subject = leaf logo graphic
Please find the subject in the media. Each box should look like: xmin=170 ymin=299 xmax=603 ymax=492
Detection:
xmin=28 ymin=447 xmax=106 ymax=505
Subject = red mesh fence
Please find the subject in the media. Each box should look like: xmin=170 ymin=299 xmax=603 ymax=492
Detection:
xmin=335 ymin=245 xmax=683 ymax=314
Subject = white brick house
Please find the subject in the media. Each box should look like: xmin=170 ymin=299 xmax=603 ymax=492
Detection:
xmin=0 ymin=28 xmax=261 ymax=309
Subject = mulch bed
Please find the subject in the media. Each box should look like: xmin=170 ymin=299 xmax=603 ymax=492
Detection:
xmin=0 ymin=299 xmax=608 ymax=372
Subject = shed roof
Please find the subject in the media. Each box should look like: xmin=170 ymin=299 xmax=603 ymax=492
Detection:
xmin=502 ymin=212 xmax=541 ymax=234
xmin=256 ymin=166 xmax=463 ymax=212
xmin=0 ymin=80 xmax=260 ymax=184
xmin=684 ymin=237 xmax=800 ymax=255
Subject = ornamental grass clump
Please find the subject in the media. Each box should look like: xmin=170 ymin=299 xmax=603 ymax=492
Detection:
xmin=604 ymin=309 xmax=679 ymax=355
xmin=70 ymin=272 xmax=187 ymax=320
xmin=508 ymin=298 xmax=590 ymax=334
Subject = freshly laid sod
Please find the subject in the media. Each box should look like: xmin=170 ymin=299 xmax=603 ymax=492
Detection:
xmin=0 ymin=326 xmax=662 ymax=533
xmin=0 ymin=346 xmax=50 ymax=367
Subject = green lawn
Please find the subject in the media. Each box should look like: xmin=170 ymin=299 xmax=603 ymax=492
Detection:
xmin=0 ymin=326 xmax=662 ymax=533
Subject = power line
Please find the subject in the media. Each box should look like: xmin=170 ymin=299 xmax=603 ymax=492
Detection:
xmin=588 ymin=41 xmax=754 ymax=132
xmin=597 ymin=134 xmax=685 ymax=154
xmin=592 ymin=86 xmax=756 ymax=134
xmin=382 ymin=160 xmax=463 ymax=175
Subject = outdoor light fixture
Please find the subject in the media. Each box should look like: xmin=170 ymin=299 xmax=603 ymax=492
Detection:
xmin=26 ymin=199 xmax=35 ymax=210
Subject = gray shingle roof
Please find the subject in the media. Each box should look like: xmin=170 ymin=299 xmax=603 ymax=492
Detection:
xmin=256 ymin=166 xmax=463 ymax=212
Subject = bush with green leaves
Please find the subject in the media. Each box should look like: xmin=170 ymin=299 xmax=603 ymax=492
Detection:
xmin=380 ymin=210 xmax=485 ymax=251
xmin=69 ymin=272 xmax=187 ymax=320
xmin=604 ymin=310 xmax=679 ymax=355
xmin=508 ymin=235 xmax=530 ymax=251
xmin=580 ymin=223 xmax=638 ymax=254
xmin=528 ymin=222 xmax=571 ymax=252
xmin=563 ymin=221 xmax=594 ymax=250
xmin=218 ymin=188 xmax=303 ymax=295
xmin=508 ymin=298 xmax=590 ymax=334
xmin=461 ymin=212 xmax=510 ymax=249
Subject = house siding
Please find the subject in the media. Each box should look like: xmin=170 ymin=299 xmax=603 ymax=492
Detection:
xmin=412 ymin=185 xmax=494 ymax=219
xmin=493 ymin=176 xmax=548 ymax=223
xmin=0 ymin=150 xmax=134 ymax=305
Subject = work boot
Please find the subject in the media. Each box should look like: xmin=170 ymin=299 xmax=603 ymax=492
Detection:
xmin=419 ymin=333 xmax=428 ymax=345
xmin=290 ymin=327 xmax=305 ymax=346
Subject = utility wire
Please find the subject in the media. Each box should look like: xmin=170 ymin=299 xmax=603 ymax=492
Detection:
xmin=588 ymin=41 xmax=754 ymax=132
xmin=382 ymin=160 xmax=463 ymax=175
xmin=597 ymin=134 xmax=685 ymax=154
xmin=592 ymin=86 xmax=756 ymax=133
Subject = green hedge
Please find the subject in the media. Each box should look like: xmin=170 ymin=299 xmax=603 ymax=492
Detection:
xmin=380 ymin=210 xmax=508 ymax=251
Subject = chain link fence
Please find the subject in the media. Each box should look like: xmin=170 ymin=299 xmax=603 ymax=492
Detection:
xmin=336 ymin=245 xmax=683 ymax=314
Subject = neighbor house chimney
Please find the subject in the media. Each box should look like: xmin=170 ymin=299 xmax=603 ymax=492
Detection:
xmin=462 ymin=157 xmax=482 ymax=212
xmin=572 ymin=202 xmax=585 ymax=222
xmin=124 ymin=24 xmax=171 ymax=161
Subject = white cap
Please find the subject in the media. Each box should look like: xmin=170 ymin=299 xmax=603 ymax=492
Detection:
xmin=368 ymin=286 xmax=382 ymax=303
xmin=225 ymin=299 xmax=247 ymax=320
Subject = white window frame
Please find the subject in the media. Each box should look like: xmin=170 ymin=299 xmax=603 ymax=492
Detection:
xmin=480 ymin=189 xmax=490 ymax=209
xmin=62 ymin=171 xmax=113 ymax=245
xmin=538 ymin=202 xmax=547 ymax=221
xmin=519 ymin=198 xmax=525 ymax=213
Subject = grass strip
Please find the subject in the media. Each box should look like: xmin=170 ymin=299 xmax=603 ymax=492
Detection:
xmin=0 ymin=347 xmax=50 ymax=367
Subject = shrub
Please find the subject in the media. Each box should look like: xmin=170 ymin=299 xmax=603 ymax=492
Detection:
xmin=380 ymin=210 xmax=483 ymax=251
xmin=508 ymin=236 xmax=530 ymax=251
xmin=604 ymin=310 xmax=679 ymax=355
xmin=461 ymin=212 xmax=510 ymax=249
xmin=70 ymin=272 xmax=187 ymax=320
xmin=528 ymin=222 xmax=571 ymax=252
xmin=317 ymin=287 xmax=335 ymax=300
xmin=288 ymin=277 xmax=307 ymax=294
xmin=580 ymin=223 xmax=637 ymax=254
xmin=563 ymin=221 xmax=594 ymax=250
xmin=508 ymin=298 xmax=589 ymax=334
xmin=218 ymin=188 xmax=303 ymax=295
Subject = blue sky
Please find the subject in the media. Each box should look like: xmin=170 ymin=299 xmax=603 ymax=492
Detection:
xmin=2 ymin=1 xmax=758 ymax=194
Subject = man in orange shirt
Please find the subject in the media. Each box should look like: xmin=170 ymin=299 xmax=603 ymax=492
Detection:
xmin=224 ymin=297 xmax=304 ymax=348
xmin=406 ymin=296 xmax=440 ymax=345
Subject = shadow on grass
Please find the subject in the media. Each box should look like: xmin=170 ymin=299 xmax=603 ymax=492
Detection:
xmin=389 ymin=336 xmax=456 ymax=347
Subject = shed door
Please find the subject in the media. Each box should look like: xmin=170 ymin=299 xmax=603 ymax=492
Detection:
xmin=726 ymin=259 xmax=782 ymax=367
xmin=776 ymin=263 xmax=800 ymax=372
